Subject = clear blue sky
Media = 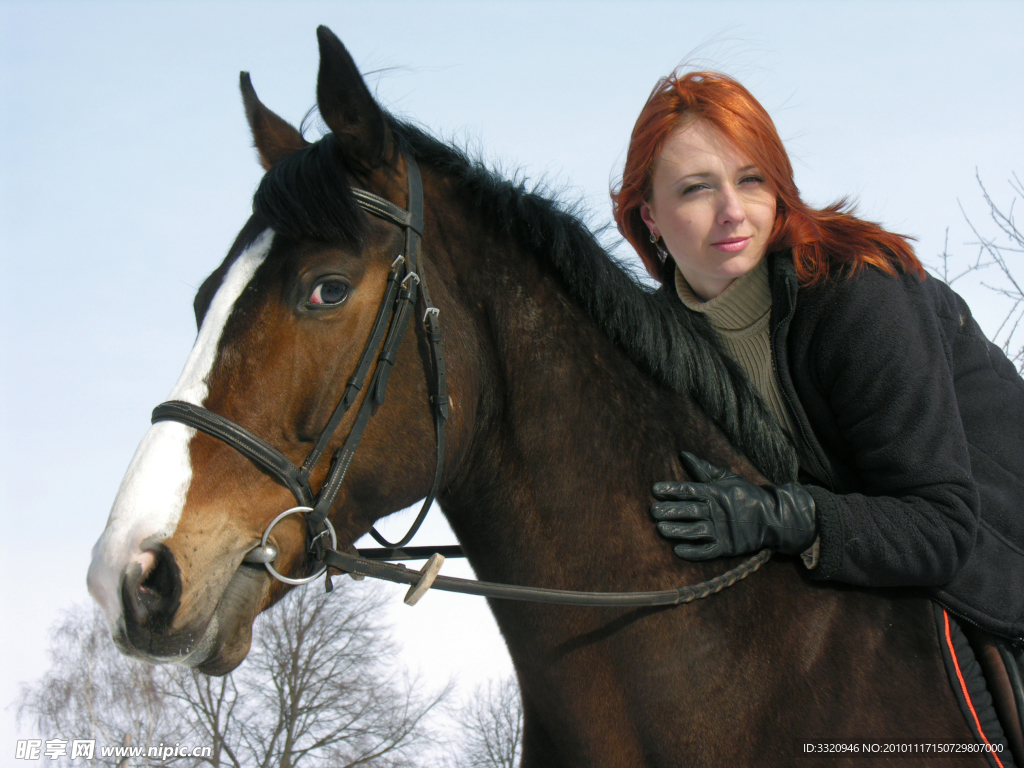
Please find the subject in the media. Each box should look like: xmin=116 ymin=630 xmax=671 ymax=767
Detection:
xmin=2 ymin=0 xmax=1022 ymax=753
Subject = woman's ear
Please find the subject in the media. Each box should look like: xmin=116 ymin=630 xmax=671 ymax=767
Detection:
xmin=639 ymin=201 xmax=658 ymax=238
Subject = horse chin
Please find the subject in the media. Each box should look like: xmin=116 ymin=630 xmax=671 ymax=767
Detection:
xmin=189 ymin=563 xmax=269 ymax=675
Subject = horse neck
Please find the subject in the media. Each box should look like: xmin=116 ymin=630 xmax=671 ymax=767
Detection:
xmin=415 ymin=187 xmax=968 ymax=757
xmin=437 ymin=224 xmax=741 ymax=592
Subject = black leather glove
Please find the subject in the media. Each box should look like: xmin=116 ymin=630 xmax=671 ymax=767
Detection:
xmin=651 ymin=451 xmax=817 ymax=560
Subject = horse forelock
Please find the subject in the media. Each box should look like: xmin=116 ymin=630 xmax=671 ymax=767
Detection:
xmin=251 ymin=132 xmax=366 ymax=246
xmin=390 ymin=119 xmax=798 ymax=483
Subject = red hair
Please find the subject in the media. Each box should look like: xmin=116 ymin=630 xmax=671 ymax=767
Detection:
xmin=611 ymin=71 xmax=925 ymax=285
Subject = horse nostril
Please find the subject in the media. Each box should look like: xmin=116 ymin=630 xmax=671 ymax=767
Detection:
xmin=141 ymin=550 xmax=175 ymax=598
xmin=121 ymin=546 xmax=182 ymax=632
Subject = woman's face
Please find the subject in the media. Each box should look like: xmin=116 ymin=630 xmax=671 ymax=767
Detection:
xmin=640 ymin=119 xmax=776 ymax=300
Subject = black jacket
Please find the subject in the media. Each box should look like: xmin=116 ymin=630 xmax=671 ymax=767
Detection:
xmin=767 ymin=252 xmax=1024 ymax=639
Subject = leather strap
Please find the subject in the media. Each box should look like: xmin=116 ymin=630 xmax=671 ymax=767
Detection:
xmin=309 ymin=277 xmax=420 ymax=529
xmin=350 ymin=189 xmax=422 ymax=235
xmin=366 ymin=156 xmax=446 ymax=550
xmin=370 ymin=277 xmax=419 ymax=410
xmin=996 ymin=641 xmax=1024 ymax=763
xmin=324 ymin=548 xmax=772 ymax=606
xmin=152 ymin=401 xmax=313 ymax=506
xmin=358 ymin=545 xmax=465 ymax=561
xmin=299 ymin=257 xmax=405 ymax=480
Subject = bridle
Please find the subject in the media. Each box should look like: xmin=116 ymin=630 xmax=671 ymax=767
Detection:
xmin=151 ymin=153 xmax=771 ymax=606
xmin=153 ymin=155 xmax=447 ymax=586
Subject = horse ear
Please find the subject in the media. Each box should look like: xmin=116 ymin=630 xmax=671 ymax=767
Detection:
xmin=239 ymin=72 xmax=307 ymax=170
xmin=315 ymin=26 xmax=392 ymax=169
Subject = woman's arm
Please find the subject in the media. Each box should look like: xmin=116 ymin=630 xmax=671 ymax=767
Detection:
xmin=793 ymin=268 xmax=980 ymax=588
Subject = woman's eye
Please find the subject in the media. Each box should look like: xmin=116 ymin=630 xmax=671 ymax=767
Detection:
xmin=740 ymin=175 xmax=765 ymax=185
xmin=308 ymin=280 xmax=350 ymax=306
xmin=681 ymin=183 xmax=708 ymax=195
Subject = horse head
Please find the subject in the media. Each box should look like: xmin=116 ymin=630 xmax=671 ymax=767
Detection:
xmin=87 ymin=28 xmax=464 ymax=674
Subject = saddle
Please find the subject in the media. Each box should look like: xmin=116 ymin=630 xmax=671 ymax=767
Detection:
xmin=964 ymin=624 xmax=1024 ymax=765
xmin=937 ymin=604 xmax=1023 ymax=767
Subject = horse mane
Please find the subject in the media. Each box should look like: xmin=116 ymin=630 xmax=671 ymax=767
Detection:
xmin=252 ymin=118 xmax=798 ymax=484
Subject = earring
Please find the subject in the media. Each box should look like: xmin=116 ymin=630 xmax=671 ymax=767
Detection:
xmin=649 ymin=231 xmax=659 ymax=244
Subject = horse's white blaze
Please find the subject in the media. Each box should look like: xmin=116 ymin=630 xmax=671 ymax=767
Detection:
xmin=88 ymin=230 xmax=274 ymax=627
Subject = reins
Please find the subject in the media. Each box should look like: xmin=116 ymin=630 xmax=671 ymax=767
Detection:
xmin=151 ymin=152 xmax=771 ymax=606
xmin=324 ymin=546 xmax=771 ymax=608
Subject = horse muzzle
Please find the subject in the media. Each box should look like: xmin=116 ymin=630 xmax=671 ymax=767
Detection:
xmin=104 ymin=543 xmax=269 ymax=671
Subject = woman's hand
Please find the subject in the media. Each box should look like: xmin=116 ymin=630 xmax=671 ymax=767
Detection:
xmin=651 ymin=452 xmax=817 ymax=560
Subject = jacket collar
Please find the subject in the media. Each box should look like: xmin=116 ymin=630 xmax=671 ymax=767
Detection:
xmin=768 ymin=250 xmax=799 ymax=336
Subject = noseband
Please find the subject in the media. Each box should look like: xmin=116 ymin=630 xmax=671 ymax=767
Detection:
xmin=152 ymin=155 xmax=449 ymax=585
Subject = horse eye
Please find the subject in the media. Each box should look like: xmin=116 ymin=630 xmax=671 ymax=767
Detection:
xmin=308 ymin=280 xmax=350 ymax=307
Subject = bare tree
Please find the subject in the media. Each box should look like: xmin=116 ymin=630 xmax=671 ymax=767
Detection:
xmin=445 ymin=676 xmax=523 ymax=768
xmin=160 ymin=668 xmax=243 ymax=767
xmin=933 ymin=172 xmax=1024 ymax=372
xmin=230 ymin=584 xmax=449 ymax=768
xmin=19 ymin=582 xmax=448 ymax=767
xmin=17 ymin=606 xmax=184 ymax=766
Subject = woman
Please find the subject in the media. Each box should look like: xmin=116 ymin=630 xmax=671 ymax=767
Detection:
xmin=610 ymin=71 xmax=1024 ymax=646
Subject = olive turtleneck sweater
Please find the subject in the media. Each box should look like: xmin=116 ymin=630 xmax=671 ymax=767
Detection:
xmin=673 ymin=258 xmax=801 ymax=446
xmin=674 ymin=258 xmax=820 ymax=567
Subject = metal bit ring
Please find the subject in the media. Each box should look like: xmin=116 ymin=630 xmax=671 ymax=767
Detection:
xmin=258 ymin=506 xmax=338 ymax=586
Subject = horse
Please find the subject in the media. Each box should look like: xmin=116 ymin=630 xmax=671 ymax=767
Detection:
xmin=87 ymin=27 xmax=1000 ymax=767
